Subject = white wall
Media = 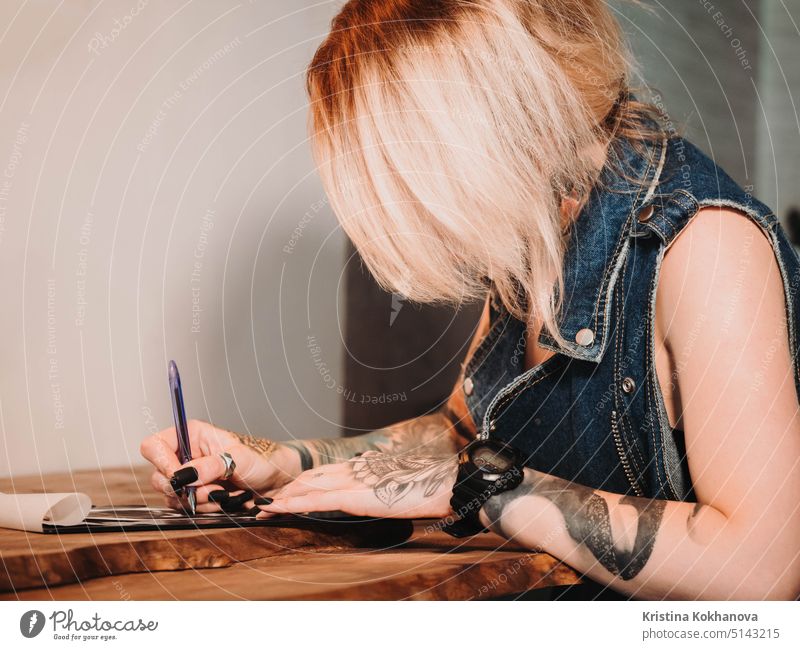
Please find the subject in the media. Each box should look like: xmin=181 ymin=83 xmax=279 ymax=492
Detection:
xmin=0 ymin=0 xmax=346 ymax=478
xmin=755 ymin=0 xmax=800 ymax=220
xmin=617 ymin=0 xmax=800 ymax=224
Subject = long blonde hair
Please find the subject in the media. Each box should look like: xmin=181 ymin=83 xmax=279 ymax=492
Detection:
xmin=307 ymin=0 xmax=662 ymax=342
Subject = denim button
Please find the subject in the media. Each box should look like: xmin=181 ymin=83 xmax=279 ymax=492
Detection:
xmin=622 ymin=376 xmax=636 ymax=393
xmin=575 ymin=328 xmax=595 ymax=347
xmin=463 ymin=377 xmax=474 ymax=396
xmin=637 ymin=204 xmax=654 ymax=222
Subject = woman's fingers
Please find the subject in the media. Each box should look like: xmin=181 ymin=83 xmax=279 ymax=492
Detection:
xmin=255 ymin=490 xmax=349 ymax=518
xmin=151 ymin=470 xmax=173 ymax=496
xmin=141 ymin=420 xmax=233 ymax=480
xmin=153 ymin=468 xmax=228 ymax=506
xmin=169 ymin=454 xmax=230 ymax=489
xmin=140 ymin=434 xmax=181 ymax=478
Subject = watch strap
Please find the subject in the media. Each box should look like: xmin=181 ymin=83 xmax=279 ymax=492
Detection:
xmin=442 ymin=464 xmax=523 ymax=538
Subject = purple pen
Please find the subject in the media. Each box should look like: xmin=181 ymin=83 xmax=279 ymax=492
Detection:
xmin=169 ymin=360 xmax=196 ymax=515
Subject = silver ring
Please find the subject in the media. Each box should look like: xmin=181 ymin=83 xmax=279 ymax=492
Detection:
xmin=220 ymin=452 xmax=236 ymax=480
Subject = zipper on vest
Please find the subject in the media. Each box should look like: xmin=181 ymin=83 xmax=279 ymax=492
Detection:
xmin=479 ymin=365 xmax=540 ymax=440
xmin=611 ymin=409 xmax=644 ymax=497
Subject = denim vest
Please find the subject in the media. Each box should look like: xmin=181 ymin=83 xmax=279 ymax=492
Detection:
xmin=451 ymin=133 xmax=800 ymax=502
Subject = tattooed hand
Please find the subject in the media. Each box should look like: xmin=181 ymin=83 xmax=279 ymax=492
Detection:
xmin=255 ymin=451 xmax=458 ymax=519
xmin=140 ymin=419 xmax=304 ymax=512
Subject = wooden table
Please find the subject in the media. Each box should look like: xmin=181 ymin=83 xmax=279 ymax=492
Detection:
xmin=0 ymin=467 xmax=580 ymax=600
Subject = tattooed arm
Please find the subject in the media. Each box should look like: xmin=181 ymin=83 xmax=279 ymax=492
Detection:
xmin=273 ymin=412 xmax=469 ymax=477
xmin=478 ymin=470 xmax=677 ymax=597
xmin=477 ymin=209 xmax=800 ymax=600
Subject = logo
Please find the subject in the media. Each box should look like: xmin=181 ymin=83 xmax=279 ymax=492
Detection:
xmin=389 ymin=292 xmax=406 ymax=326
xmin=20 ymin=610 xmax=45 ymax=638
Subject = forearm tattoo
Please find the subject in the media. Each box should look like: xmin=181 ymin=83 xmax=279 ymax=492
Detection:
xmin=685 ymin=502 xmax=708 ymax=544
xmin=282 ymin=440 xmax=314 ymax=472
xmin=348 ymin=452 xmax=456 ymax=508
xmin=284 ymin=413 xmax=459 ymax=472
xmin=234 ymin=433 xmax=278 ymax=457
xmin=483 ymin=473 xmax=666 ymax=581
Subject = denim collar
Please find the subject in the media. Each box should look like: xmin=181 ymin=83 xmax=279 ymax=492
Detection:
xmin=534 ymin=132 xmax=668 ymax=363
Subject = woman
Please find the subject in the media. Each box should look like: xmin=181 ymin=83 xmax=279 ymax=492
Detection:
xmin=140 ymin=0 xmax=800 ymax=599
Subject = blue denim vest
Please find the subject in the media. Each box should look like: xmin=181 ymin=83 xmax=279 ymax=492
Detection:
xmin=461 ymin=133 xmax=800 ymax=501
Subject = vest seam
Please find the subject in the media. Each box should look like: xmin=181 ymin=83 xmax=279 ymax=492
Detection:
xmin=613 ymin=258 xmax=648 ymax=476
xmin=647 ymin=244 xmax=682 ymax=499
xmin=591 ymin=137 xmax=666 ymax=338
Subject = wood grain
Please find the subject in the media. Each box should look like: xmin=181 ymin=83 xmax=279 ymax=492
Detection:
xmin=0 ymin=466 xmax=581 ymax=600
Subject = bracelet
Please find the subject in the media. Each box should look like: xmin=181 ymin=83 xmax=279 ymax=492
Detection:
xmin=235 ymin=433 xmax=278 ymax=459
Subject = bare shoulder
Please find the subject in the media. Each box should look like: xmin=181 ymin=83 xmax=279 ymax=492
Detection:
xmin=656 ymin=205 xmax=786 ymax=348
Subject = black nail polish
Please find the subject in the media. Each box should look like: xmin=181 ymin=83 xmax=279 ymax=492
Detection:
xmin=170 ymin=466 xmax=199 ymax=490
xmin=253 ymin=497 xmax=273 ymax=506
xmin=246 ymin=506 xmax=262 ymax=516
xmin=220 ymin=491 xmax=252 ymax=512
xmin=208 ymin=490 xmax=229 ymax=503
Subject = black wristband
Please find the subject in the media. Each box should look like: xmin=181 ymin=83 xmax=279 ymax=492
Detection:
xmin=442 ymin=465 xmax=523 ymax=538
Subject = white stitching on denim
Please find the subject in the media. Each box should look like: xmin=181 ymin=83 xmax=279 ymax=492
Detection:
xmin=488 ymin=359 xmax=568 ymax=425
xmin=646 ymin=244 xmax=675 ymax=497
xmin=591 ymin=137 xmax=666 ymax=330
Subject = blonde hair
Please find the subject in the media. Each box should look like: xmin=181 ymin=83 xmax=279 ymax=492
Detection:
xmin=307 ymin=0 xmax=662 ymax=342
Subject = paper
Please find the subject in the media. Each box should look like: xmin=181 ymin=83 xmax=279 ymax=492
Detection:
xmin=0 ymin=491 xmax=92 ymax=533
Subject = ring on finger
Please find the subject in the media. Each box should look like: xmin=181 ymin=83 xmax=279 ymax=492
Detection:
xmin=220 ymin=451 xmax=236 ymax=480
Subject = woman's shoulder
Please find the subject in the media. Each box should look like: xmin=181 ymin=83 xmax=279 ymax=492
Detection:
xmin=657 ymin=204 xmax=789 ymax=354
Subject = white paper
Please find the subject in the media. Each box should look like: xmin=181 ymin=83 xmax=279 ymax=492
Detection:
xmin=0 ymin=491 xmax=92 ymax=533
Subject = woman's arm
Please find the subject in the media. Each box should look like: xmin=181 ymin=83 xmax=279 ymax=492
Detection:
xmin=478 ymin=466 xmax=797 ymax=599
xmin=277 ymin=411 xmax=467 ymax=474
xmin=254 ymin=208 xmax=800 ymax=598
xmin=479 ymin=207 xmax=800 ymax=599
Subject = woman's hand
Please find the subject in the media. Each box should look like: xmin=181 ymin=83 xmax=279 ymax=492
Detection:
xmin=139 ymin=419 xmax=301 ymax=512
xmin=255 ymin=450 xmax=458 ymax=519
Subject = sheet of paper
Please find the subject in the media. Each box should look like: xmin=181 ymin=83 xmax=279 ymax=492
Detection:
xmin=0 ymin=491 xmax=92 ymax=533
